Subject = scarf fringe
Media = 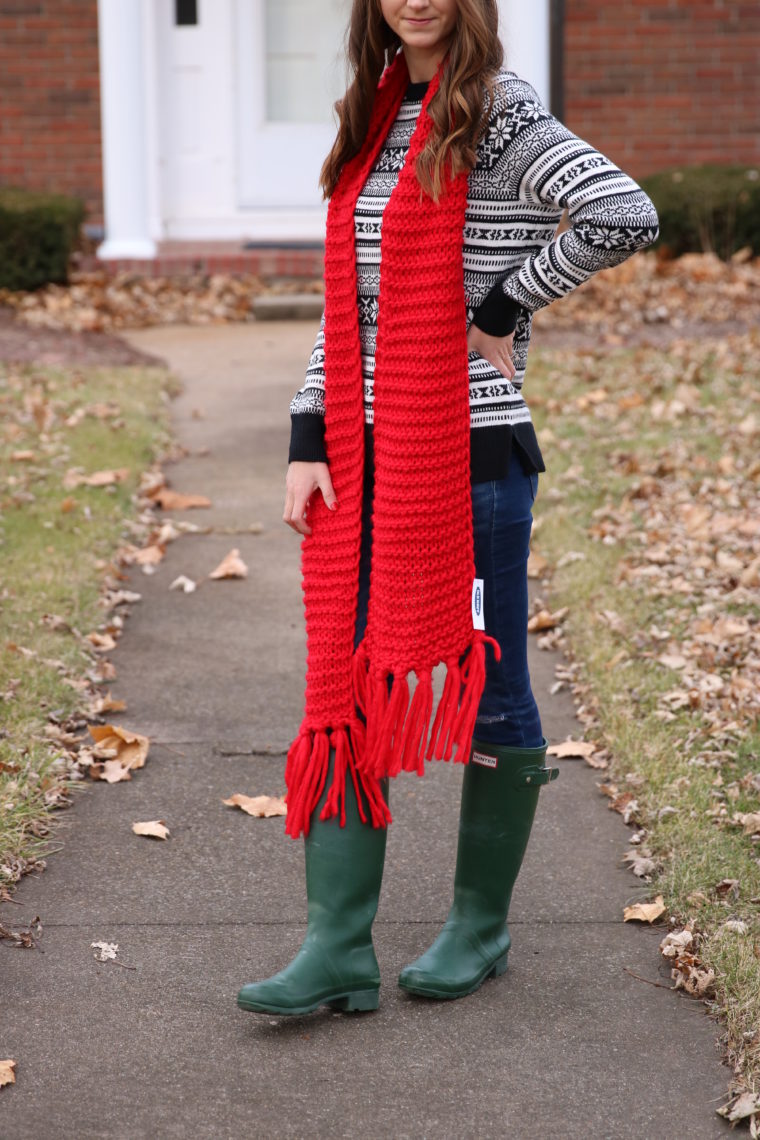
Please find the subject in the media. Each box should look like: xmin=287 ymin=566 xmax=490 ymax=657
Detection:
xmin=357 ymin=631 xmax=501 ymax=779
xmin=285 ymin=633 xmax=500 ymax=837
xmin=284 ymin=720 xmax=392 ymax=839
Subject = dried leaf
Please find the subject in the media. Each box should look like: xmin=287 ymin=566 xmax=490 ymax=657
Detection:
xmin=169 ymin=575 xmax=197 ymax=594
xmin=223 ymin=793 xmax=287 ymax=818
xmin=657 ymin=653 xmax=688 ymax=670
xmin=87 ymin=724 xmax=150 ymax=782
xmin=86 ymin=631 xmax=117 ymax=652
xmin=89 ymin=692 xmax=127 ymax=715
xmin=132 ymin=820 xmax=170 ymax=840
xmin=0 ymin=1059 xmax=16 ymax=1088
xmin=659 ymin=929 xmax=693 ymax=958
xmin=623 ymin=895 xmax=666 ymax=923
xmin=63 ymin=467 xmax=130 ymax=489
xmin=719 ymin=920 xmax=748 ymax=935
xmin=133 ymin=544 xmax=165 ymax=567
xmin=718 ymin=1091 xmax=760 ymax=1125
xmin=527 ymin=607 xmax=567 ymax=632
xmin=150 ymin=487 xmax=211 ymax=510
xmin=91 ymin=941 xmax=119 ymax=962
xmin=527 ymin=550 xmax=549 ymax=578
xmin=209 ymin=548 xmax=248 ymax=580
xmin=731 ymin=812 xmax=760 ymax=836
xmin=547 ymin=740 xmax=598 ymax=761
xmin=622 ymin=849 xmax=656 ymax=877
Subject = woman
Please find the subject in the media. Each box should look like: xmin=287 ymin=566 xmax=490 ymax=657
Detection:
xmin=237 ymin=0 xmax=658 ymax=1016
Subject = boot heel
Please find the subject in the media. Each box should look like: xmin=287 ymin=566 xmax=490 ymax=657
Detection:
xmin=328 ymin=988 xmax=380 ymax=1013
xmin=489 ymin=950 xmax=509 ymax=979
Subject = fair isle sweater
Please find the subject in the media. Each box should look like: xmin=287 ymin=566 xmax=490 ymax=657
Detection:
xmin=289 ymin=70 xmax=660 ymax=483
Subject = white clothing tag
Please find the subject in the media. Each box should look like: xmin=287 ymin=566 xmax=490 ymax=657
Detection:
xmin=472 ymin=749 xmax=498 ymax=769
xmin=471 ymin=577 xmax=485 ymax=630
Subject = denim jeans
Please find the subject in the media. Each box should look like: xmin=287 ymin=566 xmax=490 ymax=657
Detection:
xmin=353 ymin=448 xmax=543 ymax=749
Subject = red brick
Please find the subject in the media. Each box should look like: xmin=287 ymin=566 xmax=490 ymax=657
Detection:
xmin=565 ymin=0 xmax=760 ymax=175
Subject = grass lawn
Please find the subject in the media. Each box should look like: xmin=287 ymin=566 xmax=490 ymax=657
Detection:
xmin=528 ymin=331 xmax=760 ymax=1094
xmin=0 ymin=361 xmax=171 ymax=903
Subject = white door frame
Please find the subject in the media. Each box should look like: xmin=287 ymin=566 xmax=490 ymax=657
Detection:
xmin=234 ymin=0 xmax=335 ymax=240
xmin=99 ymin=0 xmax=551 ymax=247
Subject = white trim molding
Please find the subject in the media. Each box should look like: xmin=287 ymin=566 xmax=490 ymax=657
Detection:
xmin=500 ymin=0 xmax=551 ymax=106
xmin=96 ymin=0 xmax=156 ymax=258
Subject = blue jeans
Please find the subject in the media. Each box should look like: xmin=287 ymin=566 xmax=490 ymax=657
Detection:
xmin=353 ymin=450 xmax=543 ymax=749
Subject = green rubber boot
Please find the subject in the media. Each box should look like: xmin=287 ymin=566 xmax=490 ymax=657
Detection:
xmin=398 ymin=737 xmax=558 ymax=1000
xmin=237 ymin=758 xmax=388 ymax=1016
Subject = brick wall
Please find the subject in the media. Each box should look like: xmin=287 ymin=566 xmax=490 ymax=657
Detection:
xmin=0 ymin=0 xmax=103 ymax=226
xmin=563 ymin=0 xmax=760 ymax=179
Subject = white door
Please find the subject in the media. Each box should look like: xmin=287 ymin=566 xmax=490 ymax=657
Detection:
xmin=156 ymin=0 xmax=237 ymax=236
xmin=235 ymin=0 xmax=350 ymax=223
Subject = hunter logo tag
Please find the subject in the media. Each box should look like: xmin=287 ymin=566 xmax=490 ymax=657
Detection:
xmin=472 ymin=749 xmax=497 ymax=769
xmin=472 ymin=577 xmax=485 ymax=630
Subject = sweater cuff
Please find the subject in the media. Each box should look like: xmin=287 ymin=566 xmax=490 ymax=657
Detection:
xmin=288 ymin=412 xmax=328 ymax=464
xmin=471 ymin=286 xmax=522 ymax=336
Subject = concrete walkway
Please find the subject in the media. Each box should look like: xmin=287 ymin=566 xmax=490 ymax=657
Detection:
xmin=1 ymin=323 xmax=729 ymax=1139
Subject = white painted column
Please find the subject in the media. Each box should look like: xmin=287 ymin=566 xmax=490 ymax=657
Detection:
xmin=499 ymin=0 xmax=551 ymax=107
xmin=96 ymin=0 xmax=156 ymax=258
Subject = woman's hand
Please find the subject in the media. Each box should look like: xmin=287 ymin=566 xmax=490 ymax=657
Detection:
xmin=283 ymin=461 xmax=337 ymax=536
xmin=467 ymin=324 xmax=516 ymax=381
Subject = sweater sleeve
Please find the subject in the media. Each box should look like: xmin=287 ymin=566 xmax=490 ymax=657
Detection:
xmin=489 ymin=79 xmax=660 ymax=314
xmin=288 ymin=310 xmax=328 ymax=464
xmin=471 ymin=288 xmax=522 ymax=337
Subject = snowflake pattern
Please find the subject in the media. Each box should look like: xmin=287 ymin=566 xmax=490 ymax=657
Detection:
xmin=291 ymin=69 xmax=659 ymax=447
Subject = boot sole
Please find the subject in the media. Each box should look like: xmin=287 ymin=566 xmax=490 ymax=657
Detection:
xmin=398 ymin=950 xmax=509 ymax=1001
xmin=237 ymin=987 xmax=379 ymax=1016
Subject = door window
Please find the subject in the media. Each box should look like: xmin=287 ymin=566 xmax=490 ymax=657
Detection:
xmin=264 ymin=0 xmax=349 ymax=123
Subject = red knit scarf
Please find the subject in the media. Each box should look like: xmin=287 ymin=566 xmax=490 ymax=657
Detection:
xmin=285 ymin=53 xmax=499 ymax=839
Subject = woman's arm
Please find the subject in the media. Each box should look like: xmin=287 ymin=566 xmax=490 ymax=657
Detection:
xmin=480 ymin=76 xmax=660 ymax=317
xmin=289 ymin=310 xmax=328 ymax=464
xmin=285 ymin=311 xmax=335 ymax=535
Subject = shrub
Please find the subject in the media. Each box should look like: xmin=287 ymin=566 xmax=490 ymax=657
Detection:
xmin=0 ymin=186 xmax=85 ymax=291
xmin=639 ymin=165 xmax=760 ymax=261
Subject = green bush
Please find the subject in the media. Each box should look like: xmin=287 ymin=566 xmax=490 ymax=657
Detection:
xmin=639 ymin=165 xmax=760 ymax=261
xmin=0 ymin=186 xmax=85 ymax=291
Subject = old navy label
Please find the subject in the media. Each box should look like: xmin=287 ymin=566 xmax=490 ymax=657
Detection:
xmin=472 ymin=749 xmax=497 ymax=769
xmin=472 ymin=577 xmax=485 ymax=630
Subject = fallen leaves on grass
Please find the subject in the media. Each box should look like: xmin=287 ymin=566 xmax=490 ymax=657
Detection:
xmin=547 ymin=739 xmax=607 ymax=768
xmin=659 ymin=928 xmax=716 ymax=998
xmin=0 ymin=270 xmax=280 ymax=331
xmin=87 ymin=724 xmax=150 ymax=782
xmin=62 ymin=467 xmax=130 ymax=489
xmin=623 ymin=895 xmax=666 ymax=923
xmin=223 ymin=793 xmax=287 ymax=818
xmin=209 ymin=548 xmax=248 ymax=580
xmin=0 ymin=1059 xmax=17 ymax=1089
xmin=132 ymin=820 xmax=170 ymax=840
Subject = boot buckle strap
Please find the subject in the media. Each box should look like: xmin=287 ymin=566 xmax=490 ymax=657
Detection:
xmin=516 ymin=764 xmax=560 ymax=788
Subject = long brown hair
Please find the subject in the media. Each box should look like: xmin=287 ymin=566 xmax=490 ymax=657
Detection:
xmin=320 ymin=0 xmax=504 ymax=201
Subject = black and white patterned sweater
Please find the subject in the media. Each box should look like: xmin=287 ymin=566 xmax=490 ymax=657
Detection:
xmin=289 ymin=70 xmax=660 ymax=483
